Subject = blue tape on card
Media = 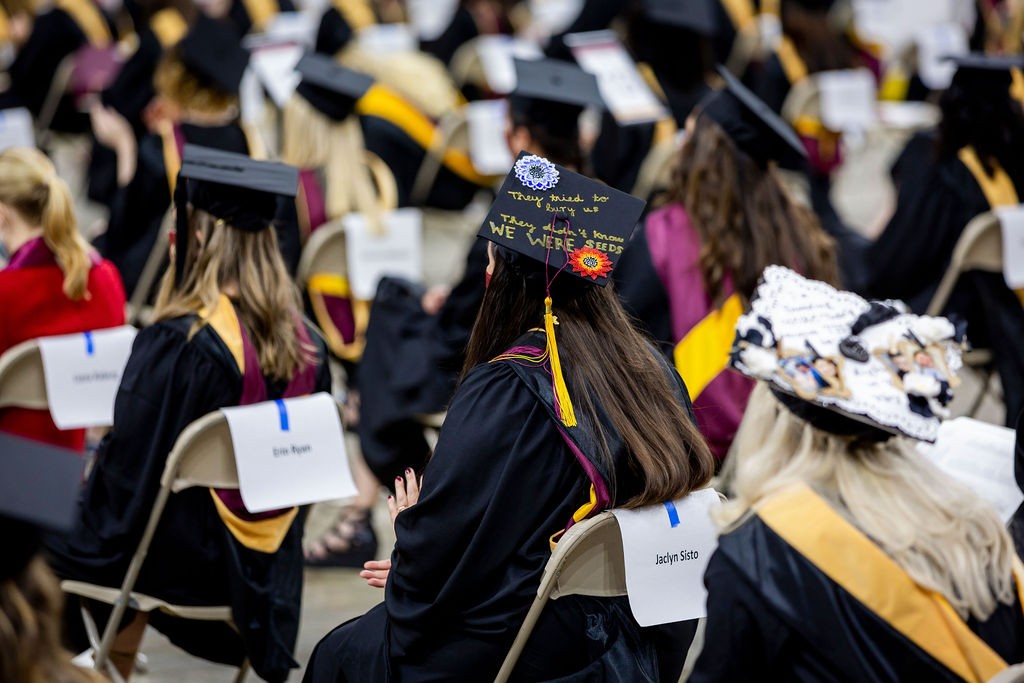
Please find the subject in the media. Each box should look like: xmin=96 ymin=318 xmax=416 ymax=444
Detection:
xmin=664 ymin=501 xmax=680 ymax=528
xmin=84 ymin=331 xmax=94 ymax=356
xmin=275 ymin=399 xmax=290 ymax=432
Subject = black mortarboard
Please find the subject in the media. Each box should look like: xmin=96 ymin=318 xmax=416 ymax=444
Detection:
xmin=176 ymin=14 xmax=249 ymax=95
xmin=294 ymin=52 xmax=374 ymax=121
xmin=478 ymin=150 xmax=644 ymax=287
xmin=946 ymin=53 xmax=1024 ymax=97
xmin=643 ymin=0 xmax=719 ymax=35
xmin=699 ymin=65 xmax=806 ymax=165
xmin=174 ymin=145 xmax=299 ymax=282
xmin=0 ymin=433 xmax=84 ymax=580
xmin=509 ymin=57 xmax=605 ymax=139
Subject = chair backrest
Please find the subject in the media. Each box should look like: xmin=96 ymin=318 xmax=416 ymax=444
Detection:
xmin=296 ymin=219 xmax=348 ymax=285
xmin=926 ymin=211 xmax=1003 ymax=316
xmin=548 ymin=512 xmax=627 ymax=601
xmin=0 ymin=339 xmax=48 ymax=410
xmin=989 ymin=663 xmax=1024 ymax=683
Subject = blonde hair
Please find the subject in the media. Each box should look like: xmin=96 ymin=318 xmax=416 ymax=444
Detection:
xmin=0 ymin=556 xmax=105 ymax=683
xmin=338 ymin=46 xmax=461 ymax=120
xmin=280 ymin=94 xmax=393 ymax=224
xmin=720 ymin=383 xmax=1017 ymax=622
xmin=153 ymin=210 xmax=315 ymax=381
xmin=0 ymin=147 xmax=91 ymax=300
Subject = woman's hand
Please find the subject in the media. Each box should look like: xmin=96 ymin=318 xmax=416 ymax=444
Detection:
xmin=360 ymin=559 xmax=391 ymax=588
xmin=388 ymin=468 xmax=421 ymax=526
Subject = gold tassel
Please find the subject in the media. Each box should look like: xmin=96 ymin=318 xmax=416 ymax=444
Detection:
xmin=544 ymin=296 xmax=577 ymax=427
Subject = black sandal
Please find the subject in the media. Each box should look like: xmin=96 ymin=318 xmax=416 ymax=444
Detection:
xmin=304 ymin=506 xmax=378 ymax=568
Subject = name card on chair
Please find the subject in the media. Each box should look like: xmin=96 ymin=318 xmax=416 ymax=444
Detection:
xmin=344 ymin=208 xmax=424 ymax=300
xmin=37 ymin=325 xmax=137 ymax=429
xmin=817 ymin=68 xmax=877 ymax=133
xmin=221 ymin=392 xmax=357 ymax=513
xmin=0 ymin=108 xmax=34 ymax=151
xmin=996 ymin=205 xmax=1024 ymax=289
xmin=567 ymin=31 xmax=667 ymax=126
xmin=610 ymin=488 xmax=721 ymax=626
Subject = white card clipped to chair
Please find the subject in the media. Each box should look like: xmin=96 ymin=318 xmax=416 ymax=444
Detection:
xmin=996 ymin=205 xmax=1024 ymax=290
xmin=817 ymin=68 xmax=877 ymax=133
xmin=344 ymin=208 xmax=424 ymax=300
xmin=566 ymin=31 xmax=667 ymax=126
xmin=915 ymin=22 xmax=969 ymax=91
xmin=0 ymin=108 xmax=34 ymax=152
xmin=610 ymin=488 xmax=721 ymax=626
xmin=467 ymin=99 xmax=514 ymax=175
xmin=918 ymin=417 xmax=1022 ymax=523
xmin=221 ymin=392 xmax=357 ymax=513
xmin=37 ymin=325 xmax=137 ymax=429
xmin=249 ymin=43 xmax=304 ymax=108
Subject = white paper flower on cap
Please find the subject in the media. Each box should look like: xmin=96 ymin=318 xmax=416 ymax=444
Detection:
xmin=514 ymin=154 xmax=559 ymax=191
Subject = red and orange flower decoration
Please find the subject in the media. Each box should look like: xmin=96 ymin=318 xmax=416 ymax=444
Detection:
xmin=567 ymin=247 xmax=613 ymax=280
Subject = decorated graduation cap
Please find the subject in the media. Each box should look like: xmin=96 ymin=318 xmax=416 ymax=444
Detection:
xmin=0 ymin=432 xmax=84 ymax=580
xmin=294 ymin=52 xmax=374 ymax=121
xmin=699 ymin=65 xmax=806 ymax=166
xmin=478 ymin=150 xmax=646 ymax=426
xmin=643 ymin=0 xmax=719 ymax=36
xmin=173 ymin=144 xmax=299 ymax=282
xmin=730 ymin=266 xmax=965 ymax=442
xmin=176 ymin=14 xmax=249 ymax=95
xmin=509 ymin=57 xmax=606 ymax=138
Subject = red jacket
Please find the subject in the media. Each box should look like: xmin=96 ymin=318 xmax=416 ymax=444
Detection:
xmin=0 ymin=238 xmax=126 ymax=450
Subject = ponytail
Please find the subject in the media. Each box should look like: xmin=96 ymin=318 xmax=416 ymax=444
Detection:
xmin=0 ymin=148 xmax=93 ymax=300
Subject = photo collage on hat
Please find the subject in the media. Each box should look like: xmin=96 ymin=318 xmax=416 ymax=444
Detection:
xmin=730 ymin=266 xmax=965 ymax=442
xmin=477 ymin=150 xmax=646 ymax=286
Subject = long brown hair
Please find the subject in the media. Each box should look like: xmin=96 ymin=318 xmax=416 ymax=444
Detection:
xmin=780 ymin=2 xmax=856 ymax=74
xmin=463 ymin=248 xmax=715 ymax=507
xmin=0 ymin=557 xmax=104 ymax=683
xmin=153 ymin=210 xmax=315 ymax=381
xmin=672 ymin=114 xmax=837 ymax=306
xmin=0 ymin=148 xmax=92 ymax=300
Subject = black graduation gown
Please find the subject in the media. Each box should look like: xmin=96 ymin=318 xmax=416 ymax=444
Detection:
xmin=307 ymin=331 xmax=699 ymax=682
xmin=46 ymin=313 xmax=331 ymax=682
xmin=862 ymin=131 xmax=1024 ymax=421
xmin=612 ymin=225 xmax=674 ymax=354
xmin=691 ymin=485 xmax=1024 ymax=682
xmin=227 ymin=0 xmax=295 ymax=36
xmin=356 ymin=237 xmax=488 ymax=483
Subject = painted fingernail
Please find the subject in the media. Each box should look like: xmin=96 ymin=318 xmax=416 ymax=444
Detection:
xmin=387 ymin=495 xmax=393 ymax=500
xmin=396 ymin=476 xmax=402 ymax=481
xmin=405 ymin=468 xmax=413 ymax=474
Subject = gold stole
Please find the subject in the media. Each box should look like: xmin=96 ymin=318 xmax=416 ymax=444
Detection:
xmin=149 ymin=8 xmax=188 ymax=48
xmin=200 ymin=295 xmax=299 ymax=553
xmin=957 ymin=146 xmax=1024 ymax=307
xmin=757 ymin=483 xmax=1024 ymax=683
xmin=673 ymin=292 xmax=744 ymax=402
xmin=55 ymin=0 xmax=111 ymax=46
xmin=240 ymin=0 xmax=278 ymax=32
xmin=333 ymin=0 xmax=375 ymax=30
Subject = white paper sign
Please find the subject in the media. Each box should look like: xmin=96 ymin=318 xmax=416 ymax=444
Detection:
xmin=528 ymin=0 xmax=584 ymax=36
xmin=249 ymin=43 xmax=304 ymax=108
xmin=818 ymin=68 xmax=877 ymax=133
xmin=916 ymin=22 xmax=969 ymax=90
xmin=567 ymin=31 xmax=667 ymax=126
xmin=0 ymin=108 xmax=34 ymax=151
xmin=877 ymin=101 xmax=940 ymax=129
xmin=853 ymin=0 xmax=959 ymax=52
xmin=406 ymin=0 xmax=459 ymax=40
xmin=221 ymin=392 xmax=356 ymax=513
xmin=344 ymin=208 xmax=424 ymax=300
xmin=996 ymin=205 xmax=1024 ymax=289
xmin=37 ymin=325 xmax=137 ymax=429
xmin=611 ymin=488 xmax=722 ymax=626
xmin=477 ymin=35 xmax=544 ymax=95
xmin=356 ymin=23 xmax=417 ymax=54
xmin=918 ymin=417 xmax=1023 ymax=523
xmin=466 ymin=99 xmax=514 ymax=175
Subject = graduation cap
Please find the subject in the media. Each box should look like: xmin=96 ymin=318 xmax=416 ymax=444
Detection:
xmin=698 ymin=65 xmax=806 ymax=166
xmin=946 ymin=53 xmax=1024 ymax=98
xmin=177 ymin=14 xmax=249 ymax=95
xmin=294 ymin=52 xmax=374 ymax=121
xmin=173 ymin=145 xmax=299 ymax=282
xmin=477 ymin=151 xmax=646 ymax=428
xmin=0 ymin=432 xmax=84 ymax=580
xmin=509 ymin=57 xmax=606 ymax=138
xmin=643 ymin=0 xmax=719 ymax=36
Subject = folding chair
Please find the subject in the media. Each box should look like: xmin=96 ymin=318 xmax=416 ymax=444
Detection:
xmin=494 ymin=512 xmax=626 ymax=683
xmin=125 ymin=211 xmax=173 ymax=327
xmin=926 ymin=211 xmax=1003 ymax=417
xmin=410 ymin=109 xmax=470 ymax=206
xmin=990 ymin=664 xmax=1024 ymax=683
xmin=0 ymin=338 xmax=48 ymax=410
xmin=61 ymin=400 xmax=342 ymax=682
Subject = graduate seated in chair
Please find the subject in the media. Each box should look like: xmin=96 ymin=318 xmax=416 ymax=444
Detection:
xmin=0 ymin=148 xmax=125 ymax=451
xmin=859 ymin=54 xmax=1024 ymax=424
xmin=47 ymin=148 xmax=331 ymax=683
xmin=692 ymin=266 xmax=1024 ymax=682
xmin=614 ymin=67 xmax=837 ymax=462
xmin=303 ymin=155 xmax=715 ymax=683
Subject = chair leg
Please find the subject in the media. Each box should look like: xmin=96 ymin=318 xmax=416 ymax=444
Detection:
xmin=965 ymin=368 xmax=993 ymax=418
xmin=234 ymin=658 xmax=250 ymax=683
